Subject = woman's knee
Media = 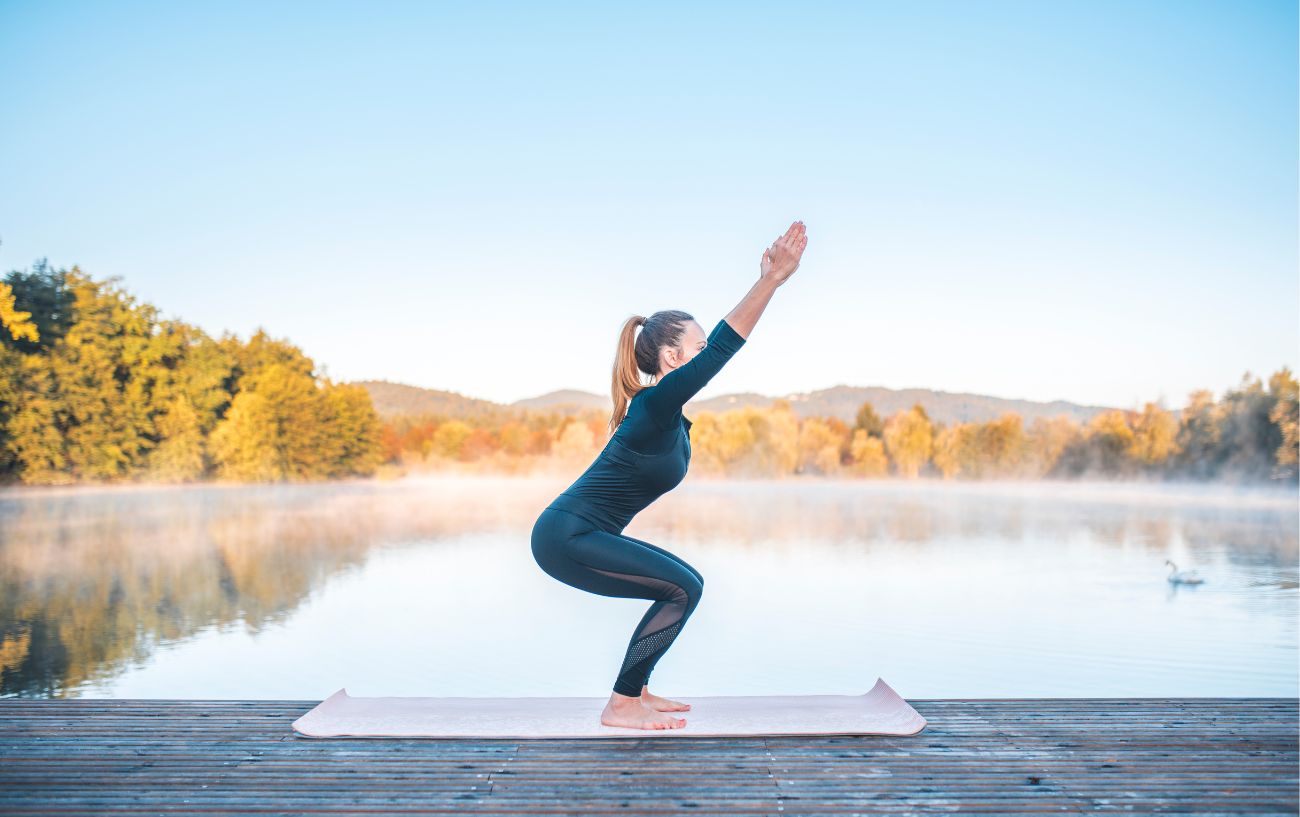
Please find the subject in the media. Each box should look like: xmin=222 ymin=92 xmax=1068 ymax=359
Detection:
xmin=679 ymin=571 xmax=704 ymax=612
xmin=659 ymin=570 xmax=703 ymax=613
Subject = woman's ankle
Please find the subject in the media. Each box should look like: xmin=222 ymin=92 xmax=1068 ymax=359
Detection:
xmin=608 ymin=690 xmax=643 ymax=707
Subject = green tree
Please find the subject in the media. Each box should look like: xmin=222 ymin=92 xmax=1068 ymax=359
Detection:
xmin=854 ymin=402 xmax=883 ymax=438
xmin=1173 ymin=389 xmax=1223 ymax=479
xmin=2 ymin=258 xmax=74 ymax=354
xmin=1217 ymin=373 xmax=1283 ymax=481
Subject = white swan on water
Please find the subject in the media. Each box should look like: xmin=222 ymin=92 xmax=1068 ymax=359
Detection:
xmin=1165 ymin=559 xmax=1205 ymax=585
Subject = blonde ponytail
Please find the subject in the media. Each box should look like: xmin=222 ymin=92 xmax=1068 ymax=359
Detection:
xmin=608 ymin=309 xmax=695 ymax=434
xmin=609 ymin=315 xmax=649 ymax=434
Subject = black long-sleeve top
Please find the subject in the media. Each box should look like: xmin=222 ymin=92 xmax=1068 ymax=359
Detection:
xmin=545 ymin=317 xmax=747 ymax=533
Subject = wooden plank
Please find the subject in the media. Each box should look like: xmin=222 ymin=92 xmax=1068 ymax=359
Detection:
xmin=0 ymin=697 xmax=1294 ymax=815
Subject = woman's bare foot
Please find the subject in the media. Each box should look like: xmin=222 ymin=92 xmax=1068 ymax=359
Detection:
xmin=640 ymin=685 xmax=691 ymax=712
xmin=600 ymin=692 xmax=687 ymax=730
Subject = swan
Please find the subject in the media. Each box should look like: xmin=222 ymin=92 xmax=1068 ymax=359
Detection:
xmin=1165 ymin=559 xmax=1205 ymax=585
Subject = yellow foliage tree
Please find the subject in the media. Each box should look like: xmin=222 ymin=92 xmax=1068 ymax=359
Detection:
xmin=1128 ymin=402 xmax=1181 ymax=466
xmin=931 ymin=423 xmax=971 ymax=479
xmin=979 ymin=413 xmax=1030 ymax=477
xmin=321 ymin=380 xmax=384 ymax=477
xmin=689 ymin=409 xmax=758 ymax=474
xmin=1027 ymin=415 xmax=1081 ymax=477
xmin=1086 ymin=409 xmax=1137 ymax=475
xmin=150 ymin=394 xmax=205 ymax=482
xmin=849 ymin=428 xmax=888 ymax=477
xmin=431 ymin=419 xmax=475 ymax=461
xmin=209 ymin=363 xmax=332 ymax=482
xmin=797 ymin=417 xmax=845 ymax=475
xmin=761 ymin=401 xmax=801 ymax=476
xmin=0 ymin=282 xmax=39 ymax=343
xmin=883 ymin=405 xmax=933 ymax=478
xmin=551 ymin=419 xmax=596 ymax=465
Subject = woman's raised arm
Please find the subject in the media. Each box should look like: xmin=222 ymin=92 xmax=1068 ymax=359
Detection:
xmin=641 ymin=221 xmax=808 ymax=426
xmin=725 ymin=219 xmax=807 ymax=339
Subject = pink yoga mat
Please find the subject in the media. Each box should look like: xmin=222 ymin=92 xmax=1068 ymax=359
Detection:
xmin=292 ymin=676 xmax=927 ymax=738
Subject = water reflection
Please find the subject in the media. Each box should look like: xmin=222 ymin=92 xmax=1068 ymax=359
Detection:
xmin=1 ymin=477 xmax=1295 ymax=699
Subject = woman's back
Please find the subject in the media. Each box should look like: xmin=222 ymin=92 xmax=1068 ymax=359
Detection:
xmin=545 ymin=317 xmax=747 ymax=533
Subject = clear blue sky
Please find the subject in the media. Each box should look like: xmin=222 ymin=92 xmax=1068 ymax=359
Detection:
xmin=1 ymin=0 xmax=1295 ymax=411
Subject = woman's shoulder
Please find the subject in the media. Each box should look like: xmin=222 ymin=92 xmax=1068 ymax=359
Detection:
xmin=630 ymin=386 xmax=661 ymax=407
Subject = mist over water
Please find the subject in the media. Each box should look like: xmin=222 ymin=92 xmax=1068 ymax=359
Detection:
xmin=1 ymin=475 xmax=1295 ymax=699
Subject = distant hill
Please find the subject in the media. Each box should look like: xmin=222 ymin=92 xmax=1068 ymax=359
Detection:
xmin=355 ymin=379 xmax=1139 ymax=426
xmin=687 ymin=384 xmax=1131 ymax=426
xmin=513 ymin=389 xmax=612 ymax=413
xmin=354 ymin=380 xmax=509 ymax=420
xmin=356 ymin=381 xmax=612 ymax=421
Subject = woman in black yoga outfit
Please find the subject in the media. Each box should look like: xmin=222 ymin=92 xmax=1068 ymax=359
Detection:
xmin=531 ymin=220 xmax=808 ymax=730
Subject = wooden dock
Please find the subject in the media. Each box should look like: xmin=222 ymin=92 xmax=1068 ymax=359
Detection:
xmin=1 ymin=696 xmax=1296 ymax=815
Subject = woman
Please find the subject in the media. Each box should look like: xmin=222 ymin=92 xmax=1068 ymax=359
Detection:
xmin=531 ymin=220 xmax=809 ymax=730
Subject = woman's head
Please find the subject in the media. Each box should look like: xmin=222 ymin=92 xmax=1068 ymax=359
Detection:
xmin=609 ymin=309 xmax=701 ymax=433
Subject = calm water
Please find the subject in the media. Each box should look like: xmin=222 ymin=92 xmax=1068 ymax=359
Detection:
xmin=0 ymin=475 xmax=1295 ymax=700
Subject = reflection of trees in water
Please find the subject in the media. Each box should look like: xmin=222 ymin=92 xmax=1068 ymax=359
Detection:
xmin=0 ymin=477 xmax=1294 ymax=697
xmin=0 ymin=478 xmax=560 ymax=697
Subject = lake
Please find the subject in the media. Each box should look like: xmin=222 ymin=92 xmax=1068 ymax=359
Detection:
xmin=0 ymin=475 xmax=1295 ymax=700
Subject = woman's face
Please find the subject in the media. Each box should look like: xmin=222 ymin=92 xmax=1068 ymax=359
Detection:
xmin=658 ymin=320 xmax=707 ymax=377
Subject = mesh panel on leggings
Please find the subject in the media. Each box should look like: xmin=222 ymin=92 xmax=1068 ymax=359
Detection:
xmin=571 ymin=560 xmax=693 ymax=691
xmin=619 ymin=620 xmax=684 ymax=678
xmin=583 ymin=565 xmax=688 ymax=634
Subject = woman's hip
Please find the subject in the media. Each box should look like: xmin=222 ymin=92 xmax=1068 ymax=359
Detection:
xmin=532 ymin=506 xmax=598 ymax=569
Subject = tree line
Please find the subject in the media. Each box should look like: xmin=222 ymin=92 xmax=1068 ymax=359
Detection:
xmin=493 ymin=371 xmax=1294 ymax=483
xmin=0 ymin=261 xmax=383 ymax=485
xmin=2 ymin=261 xmax=1294 ymax=485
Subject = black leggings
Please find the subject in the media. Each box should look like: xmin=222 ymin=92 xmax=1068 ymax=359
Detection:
xmin=531 ymin=507 xmax=704 ymax=697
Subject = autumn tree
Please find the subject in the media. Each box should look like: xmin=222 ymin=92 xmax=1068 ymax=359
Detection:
xmin=1268 ymin=367 xmax=1298 ymax=480
xmin=797 ymin=417 xmax=846 ymax=475
xmin=848 ymin=428 xmax=888 ymax=476
xmin=1128 ymin=401 xmax=1181 ymax=471
xmin=883 ymin=404 xmax=934 ymax=478
xmin=931 ymin=422 xmax=974 ymax=479
xmin=210 ymin=363 xmax=329 ymax=481
xmin=1028 ymin=415 xmax=1082 ymax=478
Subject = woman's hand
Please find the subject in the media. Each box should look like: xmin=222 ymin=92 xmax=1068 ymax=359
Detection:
xmin=760 ymin=220 xmax=808 ymax=286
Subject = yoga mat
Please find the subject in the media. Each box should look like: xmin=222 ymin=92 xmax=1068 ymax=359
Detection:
xmin=291 ymin=676 xmax=927 ymax=738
